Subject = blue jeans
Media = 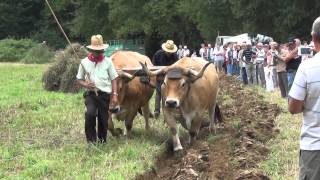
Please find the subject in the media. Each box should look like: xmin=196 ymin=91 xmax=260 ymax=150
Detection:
xmin=241 ymin=67 xmax=248 ymax=85
xmin=287 ymin=69 xmax=297 ymax=91
xmin=227 ymin=63 xmax=233 ymax=75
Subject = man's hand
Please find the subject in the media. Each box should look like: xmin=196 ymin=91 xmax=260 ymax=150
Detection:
xmin=85 ymin=82 xmax=96 ymax=90
xmin=111 ymin=94 xmax=118 ymax=106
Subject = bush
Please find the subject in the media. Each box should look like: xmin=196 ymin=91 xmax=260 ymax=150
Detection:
xmin=42 ymin=43 xmax=88 ymax=93
xmin=0 ymin=38 xmax=37 ymax=62
xmin=21 ymin=43 xmax=55 ymax=64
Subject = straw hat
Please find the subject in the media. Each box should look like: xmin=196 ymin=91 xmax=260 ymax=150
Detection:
xmin=161 ymin=40 xmax=177 ymax=53
xmin=86 ymin=34 xmax=109 ymax=51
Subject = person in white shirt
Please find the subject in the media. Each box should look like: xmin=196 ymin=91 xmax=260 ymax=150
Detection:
xmin=214 ymin=43 xmax=225 ymax=73
xmin=255 ymin=42 xmax=266 ymax=87
xmin=199 ymin=43 xmax=207 ymax=60
xmin=288 ymin=16 xmax=320 ymax=179
xmin=182 ymin=45 xmax=190 ymax=57
xmin=207 ymin=43 xmax=214 ymax=62
xmin=76 ymin=34 xmax=118 ymax=144
xmin=176 ymin=45 xmax=184 ymax=59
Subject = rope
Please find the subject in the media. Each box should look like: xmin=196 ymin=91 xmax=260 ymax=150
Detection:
xmin=44 ymin=0 xmax=98 ymax=96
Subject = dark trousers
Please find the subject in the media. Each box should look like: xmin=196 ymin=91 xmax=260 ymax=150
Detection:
xmin=155 ymin=81 xmax=162 ymax=113
xmin=300 ymin=150 xmax=320 ymax=180
xmin=84 ymin=91 xmax=110 ymax=143
xmin=241 ymin=67 xmax=248 ymax=85
xmin=278 ymin=71 xmax=288 ymax=98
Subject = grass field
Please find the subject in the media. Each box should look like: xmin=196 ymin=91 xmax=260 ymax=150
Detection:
xmin=259 ymin=87 xmax=301 ymax=179
xmin=0 ymin=63 xmax=169 ymax=179
xmin=0 ymin=63 xmax=301 ymax=179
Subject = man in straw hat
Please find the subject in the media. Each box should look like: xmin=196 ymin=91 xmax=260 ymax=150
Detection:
xmin=152 ymin=40 xmax=178 ymax=118
xmin=76 ymin=34 xmax=118 ymax=144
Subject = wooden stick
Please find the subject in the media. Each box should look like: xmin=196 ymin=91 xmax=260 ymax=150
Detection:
xmin=44 ymin=0 xmax=98 ymax=96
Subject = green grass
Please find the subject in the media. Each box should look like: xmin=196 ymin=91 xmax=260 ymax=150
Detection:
xmin=0 ymin=63 xmax=168 ymax=179
xmin=249 ymin=86 xmax=301 ymax=179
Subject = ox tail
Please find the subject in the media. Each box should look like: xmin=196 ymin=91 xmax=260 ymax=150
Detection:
xmin=214 ymin=104 xmax=223 ymax=124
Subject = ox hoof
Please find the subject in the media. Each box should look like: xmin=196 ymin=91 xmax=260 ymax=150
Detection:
xmin=173 ymin=149 xmax=184 ymax=159
xmin=110 ymin=128 xmax=123 ymax=137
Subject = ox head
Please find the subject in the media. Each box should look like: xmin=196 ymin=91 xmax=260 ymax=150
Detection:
xmin=109 ymin=70 xmax=135 ymax=114
xmin=140 ymin=62 xmax=211 ymax=108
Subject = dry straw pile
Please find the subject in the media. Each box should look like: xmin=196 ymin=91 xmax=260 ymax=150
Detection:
xmin=42 ymin=43 xmax=88 ymax=93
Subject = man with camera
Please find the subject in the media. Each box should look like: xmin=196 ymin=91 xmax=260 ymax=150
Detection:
xmin=288 ymin=16 xmax=320 ymax=179
xmin=283 ymin=38 xmax=302 ymax=90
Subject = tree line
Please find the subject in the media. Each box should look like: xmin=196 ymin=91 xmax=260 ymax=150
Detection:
xmin=1 ymin=0 xmax=319 ymax=57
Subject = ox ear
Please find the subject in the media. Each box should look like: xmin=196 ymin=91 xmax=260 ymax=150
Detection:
xmin=185 ymin=62 xmax=211 ymax=83
xmin=117 ymin=70 xmax=135 ymax=83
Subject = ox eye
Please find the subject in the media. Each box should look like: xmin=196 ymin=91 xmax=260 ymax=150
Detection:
xmin=181 ymin=82 xmax=186 ymax=87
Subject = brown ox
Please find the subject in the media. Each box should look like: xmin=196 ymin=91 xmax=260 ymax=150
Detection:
xmin=108 ymin=51 xmax=155 ymax=136
xmin=140 ymin=57 xmax=222 ymax=151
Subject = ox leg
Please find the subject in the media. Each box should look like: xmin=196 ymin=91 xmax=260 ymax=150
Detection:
xmin=209 ymin=104 xmax=217 ymax=134
xmin=188 ymin=115 xmax=202 ymax=145
xmin=124 ymin=111 xmax=137 ymax=138
xmin=164 ymin=109 xmax=183 ymax=151
xmin=108 ymin=114 xmax=122 ymax=137
xmin=171 ymin=127 xmax=183 ymax=151
xmin=141 ymin=104 xmax=150 ymax=130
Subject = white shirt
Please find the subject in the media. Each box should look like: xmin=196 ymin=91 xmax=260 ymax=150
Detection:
xmin=76 ymin=57 xmax=118 ymax=93
xmin=183 ymin=48 xmax=190 ymax=57
xmin=214 ymin=46 xmax=224 ymax=61
xmin=289 ymin=52 xmax=320 ymax=150
xmin=256 ymin=49 xmax=266 ymax=63
xmin=199 ymin=48 xmax=206 ymax=59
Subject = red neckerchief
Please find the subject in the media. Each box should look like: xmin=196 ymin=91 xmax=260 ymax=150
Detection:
xmin=88 ymin=53 xmax=104 ymax=63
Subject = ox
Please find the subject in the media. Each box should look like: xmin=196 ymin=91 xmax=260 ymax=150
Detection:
xmin=108 ymin=51 xmax=155 ymax=137
xmin=140 ymin=57 xmax=222 ymax=151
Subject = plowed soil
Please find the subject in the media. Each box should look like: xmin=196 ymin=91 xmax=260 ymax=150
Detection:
xmin=136 ymin=75 xmax=281 ymax=180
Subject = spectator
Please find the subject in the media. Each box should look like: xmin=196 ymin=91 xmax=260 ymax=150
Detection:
xmin=242 ymin=43 xmax=256 ymax=84
xmin=177 ymin=45 xmax=184 ymax=59
xmin=191 ymin=49 xmax=197 ymax=58
xmin=214 ymin=43 xmax=225 ymax=73
xmin=275 ymin=43 xmax=289 ymax=98
xmin=233 ymin=43 xmax=241 ymax=75
xmin=182 ymin=45 xmax=190 ymax=57
xmin=238 ymin=42 xmax=248 ymax=84
xmin=226 ymin=42 xmax=234 ymax=75
xmin=255 ymin=42 xmax=266 ymax=87
xmin=283 ymin=38 xmax=302 ymax=90
xmin=207 ymin=43 xmax=214 ymax=63
xmin=288 ymin=16 xmax=320 ymax=179
xmin=152 ymin=40 xmax=178 ymax=118
xmin=199 ymin=43 xmax=207 ymax=60
xmin=267 ymin=42 xmax=279 ymax=88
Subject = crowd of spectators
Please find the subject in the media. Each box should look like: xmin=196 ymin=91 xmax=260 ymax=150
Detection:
xmin=177 ymin=38 xmax=316 ymax=98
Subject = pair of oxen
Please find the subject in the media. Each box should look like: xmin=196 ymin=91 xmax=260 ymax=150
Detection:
xmin=108 ymin=51 xmax=222 ymax=152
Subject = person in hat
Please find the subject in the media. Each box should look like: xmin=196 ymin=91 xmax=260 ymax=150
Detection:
xmin=76 ymin=34 xmax=118 ymax=144
xmin=152 ymin=40 xmax=178 ymax=118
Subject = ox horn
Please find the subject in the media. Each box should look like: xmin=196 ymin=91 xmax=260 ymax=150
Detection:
xmin=139 ymin=62 xmax=166 ymax=76
xmin=117 ymin=70 xmax=135 ymax=82
xmin=184 ymin=62 xmax=211 ymax=82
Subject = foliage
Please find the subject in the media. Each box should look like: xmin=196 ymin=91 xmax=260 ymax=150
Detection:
xmin=42 ymin=43 xmax=88 ymax=93
xmin=0 ymin=38 xmax=37 ymax=62
xmin=1 ymin=0 xmax=320 ymax=55
xmin=21 ymin=44 xmax=55 ymax=64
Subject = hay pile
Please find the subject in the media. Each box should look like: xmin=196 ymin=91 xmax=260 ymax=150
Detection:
xmin=42 ymin=43 xmax=88 ymax=93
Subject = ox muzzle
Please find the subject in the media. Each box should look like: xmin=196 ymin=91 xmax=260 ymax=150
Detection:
xmin=109 ymin=105 xmax=121 ymax=114
xmin=165 ymin=98 xmax=180 ymax=108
